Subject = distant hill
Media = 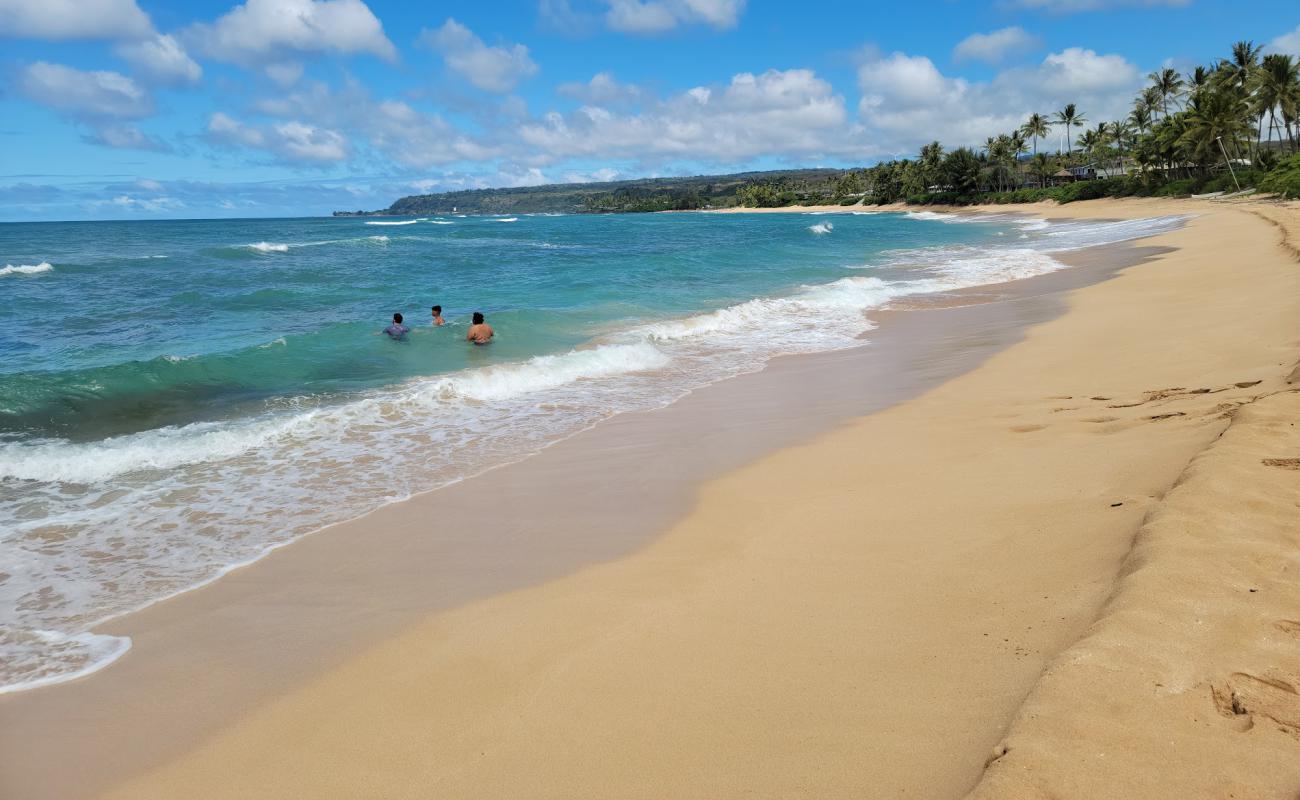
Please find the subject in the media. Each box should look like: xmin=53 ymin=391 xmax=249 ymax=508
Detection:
xmin=334 ymin=168 xmax=858 ymax=216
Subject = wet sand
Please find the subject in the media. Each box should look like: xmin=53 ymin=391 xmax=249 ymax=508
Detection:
xmin=3 ymin=198 xmax=1298 ymax=799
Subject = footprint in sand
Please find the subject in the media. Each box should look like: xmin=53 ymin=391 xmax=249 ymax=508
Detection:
xmin=1262 ymin=458 xmax=1300 ymax=470
xmin=1275 ymin=620 xmax=1300 ymax=636
xmin=1009 ymin=424 xmax=1046 ymax=433
xmin=1212 ymin=672 xmax=1300 ymax=734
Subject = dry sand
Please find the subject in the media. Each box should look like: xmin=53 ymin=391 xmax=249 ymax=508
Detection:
xmin=16 ymin=199 xmax=1300 ymax=798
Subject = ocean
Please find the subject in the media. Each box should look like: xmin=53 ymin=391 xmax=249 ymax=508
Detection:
xmin=0 ymin=209 xmax=1187 ymax=692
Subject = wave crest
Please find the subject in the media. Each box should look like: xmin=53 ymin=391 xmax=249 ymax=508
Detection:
xmin=1 ymin=262 xmax=53 ymax=276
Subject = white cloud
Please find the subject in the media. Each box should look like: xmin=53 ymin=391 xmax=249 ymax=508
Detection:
xmin=16 ymin=62 xmax=154 ymax=120
xmin=604 ymin=0 xmax=746 ymax=34
xmin=857 ymin=48 xmax=1141 ymax=153
xmin=420 ymin=19 xmax=538 ymax=93
xmin=953 ymin=27 xmax=1040 ymax=64
xmin=563 ymin=167 xmax=621 ymax=183
xmin=518 ymin=68 xmax=858 ymax=164
xmin=116 ymin=34 xmax=202 ymax=86
xmin=105 ymin=193 xmax=185 ymax=213
xmin=222 ymin=80 xmax=496 ymax=169
xmin=186 ymin=0 xmax=395 ymax=66
xmin=85 ymin=124 xmax=171 ymax=152
xmin=265 ymin=62 xmax=305 ymax=87
xmin=207 ymin=112 xmax=350 ymax=165
xmin=0 ymin=0 xmax=152 ymax=40
xmin=274 ymin=121 xmax=349 ymax=163
xmin=1269 ymin=25 xmax=1300 ymax=57
xmin=1026 ymin=47 xmax=1138 ymax=94
xmin=1004 ymin=0 xmax=1189 ymax=11
xmin=557 ymin=72 xmax=644 ymax=105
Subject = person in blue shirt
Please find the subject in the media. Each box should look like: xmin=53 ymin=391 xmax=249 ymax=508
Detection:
xmin=383 ymin=312 xmax=410 ymax=340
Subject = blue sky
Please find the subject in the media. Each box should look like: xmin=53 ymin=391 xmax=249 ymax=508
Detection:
xmin=2 ymin=0 xmax=1298 ymax=220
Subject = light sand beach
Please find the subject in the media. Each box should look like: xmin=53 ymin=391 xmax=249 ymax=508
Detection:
xmin=4 ymin=198 xmax=1299 ymax=799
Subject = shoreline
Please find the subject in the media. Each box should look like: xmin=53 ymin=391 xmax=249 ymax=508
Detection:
xmin=1 ymin=207 xmax=1147 ymax=799
xmin=3 ymin=198 xmax=1298 ymax=798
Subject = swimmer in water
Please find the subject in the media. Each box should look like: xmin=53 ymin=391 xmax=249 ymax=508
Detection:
xmin=466 ymin=311 xmax=494 ymax=345
xmin=431 ymin=305 xmax=444 ymax=326
xmin=383 ymin=312 xmax=409 ymax=340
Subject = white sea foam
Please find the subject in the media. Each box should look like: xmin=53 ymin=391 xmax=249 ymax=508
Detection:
xmin=809 ymin=222 xmax=834 ymax=235
xmin=1 ymin=261 xmax=53 ymax=276
xmin=420 ymin=343 xmax=670 ymax=403
xmin=905 ymin=210 xmax=958 ymax=222
xmin=369 ymin=235 xmax=389 ymax=243
xmin=0 ymin=416 xmax=313 ymax=484
xmin=492 ymin=217 xmax=519 ymax=223
xmin=365 ymin=219 xmax=420 ymax=226
xmin=429 ymin=220 xmax=455 ymax=225
xmin=0 ymin=630 xmax=132 ymax=695
xmin=246 ymin=242 xmax=289 ymax=253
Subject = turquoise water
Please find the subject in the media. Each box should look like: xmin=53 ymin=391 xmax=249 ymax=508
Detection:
xmin=0 ymin=209 xmax=1187 ymax=691
xmin=1 ymin=213 xmax=990 ymax=439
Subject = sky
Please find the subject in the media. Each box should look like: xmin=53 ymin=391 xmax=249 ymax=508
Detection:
xmin=1 ymin=0 xmax=1298 ymax=221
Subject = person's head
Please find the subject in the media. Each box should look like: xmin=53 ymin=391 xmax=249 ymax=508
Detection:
xmin=393 ymin=312 xmax=403 ymax=324
xmin=431 ymin=305 xmax=442 ymax=315
xmin=472 ymin=311 xmax=484 ymax=325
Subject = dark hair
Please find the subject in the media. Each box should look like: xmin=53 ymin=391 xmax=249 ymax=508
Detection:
xmin=472 ymin=312 xmax=484 ymax=324
xmin=393 ymin=313 xmax=403 ymax=324
xmin=431 ymin=305 xmax=442 ymax=314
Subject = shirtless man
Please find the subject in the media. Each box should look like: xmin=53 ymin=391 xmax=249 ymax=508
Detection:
xmin=431 ymin=305 xmax=445 ymax=326
xmin=466 ymin=311 xmax=494 ymax=345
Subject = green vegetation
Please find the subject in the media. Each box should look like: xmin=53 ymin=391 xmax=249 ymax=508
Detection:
xmin=1258 ymin=153 xmax=1300 ymax=198
xmin=838 ymin=40 xmax=1300 ymax=207
xmin=337 ymin=169 xmax=850 ymax=216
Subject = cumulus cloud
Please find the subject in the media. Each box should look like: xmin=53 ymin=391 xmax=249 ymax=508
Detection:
xmin=220 ymin=80 xmax=495 ymax=169
xmin=556 ymin=72 xmax=644 ymax=105
xmin=16 ymin=62 xmax=154 ymax=120
xmin=1003 ymin=0 xmax=1189 ymax=11
xmin=420 ymin=19 xmax=538 ymax=93
xmin=186 ymin=0 xmax=396 ymax=66
xmin=84 ymin=124 xmax=171 ymax=152
xmin=1269 ymin=25 xmax=1300 ymax=57
xmin=0 ymin=0 xmax=152 ymax=40
xmin=206 ymin=112 xmax=350 ymax=164
xmin=604 ymin=0 xmax=746 ymax=34
xmin=953 ymin=27 xmax=1041 ymax=64
xmin=858 ymin=47 xmax=1140 ymax=153
xmin=116 ymin=34 xmax=202 ymax=86
xmin=518 ymin=68 xmax=858 ymax=165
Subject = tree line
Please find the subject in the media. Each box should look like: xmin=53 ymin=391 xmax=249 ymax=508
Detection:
xmin=738 ymin=40 xmax=1300 ymax=206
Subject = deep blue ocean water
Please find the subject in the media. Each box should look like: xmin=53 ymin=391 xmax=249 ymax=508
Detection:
xmin=0 ymin=209 xmax=1187 ymax=692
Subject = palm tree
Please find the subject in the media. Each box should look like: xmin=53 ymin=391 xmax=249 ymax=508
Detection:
xmin=1148 ymin=68 xmax=1186 ymax=117
xmin=918 ymin=140 xmax=944 ymax=188
xmin=1029 ymin=152 xmax=1055 ymax=188
xmin=1020 ymin=113 xmax=1051 ymax=156
xmin=1218 ymin=40 xmax=1262 ymax=95
xmin=1185 ymin=65 xmax=1213 ymax=102
xmin=1077 ymin=129 xmax=1100 ymax=164
xmin=1253 ymin=54 xmax=1300 ymax=154
xmin=1179 ymin=89 xmax=1252 ymax=173
xmin=1111 ymin=119 xmax=1135 ymax=171
xmin=1129 ymin=104 xmax=1153 ymax=135
xmin=1054 ymin=104 xmax=1086 ymax=157
xmin=1139 ymin=86 xmax=1164 ymax=120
